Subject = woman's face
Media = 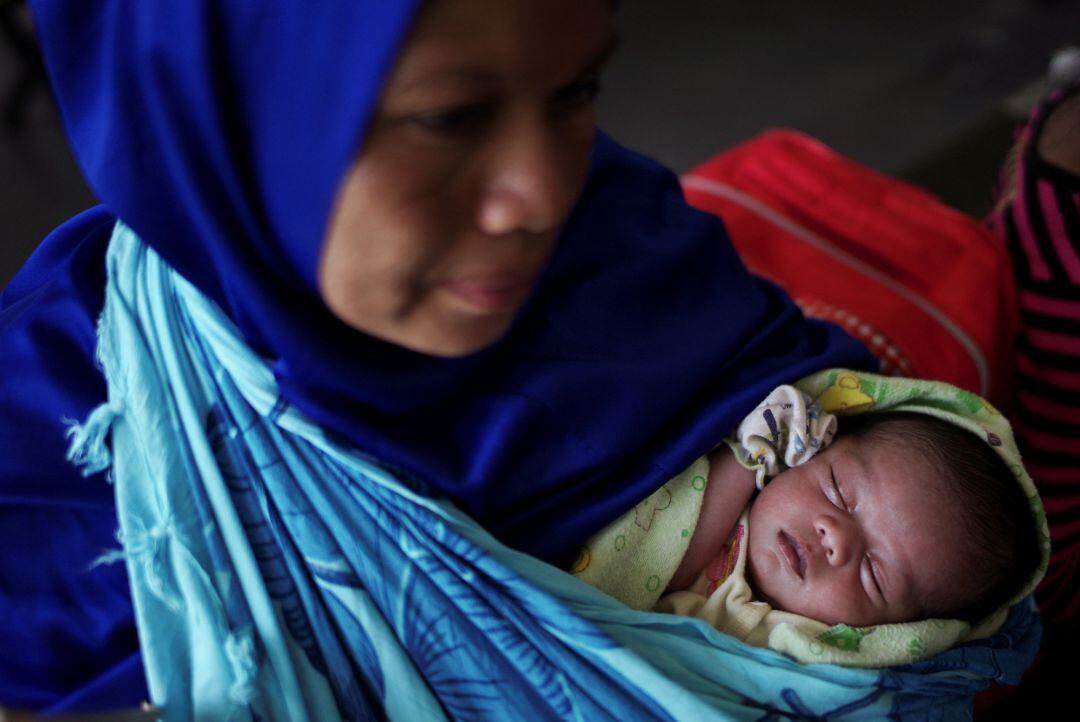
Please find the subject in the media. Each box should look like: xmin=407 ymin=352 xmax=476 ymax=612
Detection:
xmin=319 ymin=0 xmax=616 ymax=356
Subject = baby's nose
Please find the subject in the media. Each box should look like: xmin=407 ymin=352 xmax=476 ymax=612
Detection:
xmin=815 ymin=515 xmax=856 ymax=566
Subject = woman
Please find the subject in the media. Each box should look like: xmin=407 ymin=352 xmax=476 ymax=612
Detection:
xmin=0 ymin=0 xmax=898 ymax=715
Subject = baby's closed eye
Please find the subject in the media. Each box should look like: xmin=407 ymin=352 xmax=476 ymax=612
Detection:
xmin=827 ymin=470 xmax=850 ymax=511
xmin=862 ymin=555 xmax=885 ymax=601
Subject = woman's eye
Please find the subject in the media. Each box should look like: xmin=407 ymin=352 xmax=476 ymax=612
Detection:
xmin=553 ymin=77 xmax=603 ymax=110
xmin=411 ymin=105 xmax=493 ymax=135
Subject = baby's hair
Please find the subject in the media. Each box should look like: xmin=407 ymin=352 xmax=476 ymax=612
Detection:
xmin=838 ymin=411 xmax=1042 ymax=622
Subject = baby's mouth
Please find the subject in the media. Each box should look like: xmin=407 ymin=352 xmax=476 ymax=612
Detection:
xmin=778 ymin=530 xmax=807 ymax=579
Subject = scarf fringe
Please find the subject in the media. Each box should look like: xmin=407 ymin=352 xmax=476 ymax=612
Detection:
xmin=64 ymin=400 xmax=125 ymax=477
xmin=225 ymin=629 xmax=258 ymax=706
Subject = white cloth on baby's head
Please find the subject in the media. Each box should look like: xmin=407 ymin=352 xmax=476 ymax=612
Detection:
xmin=733 ymin=383 xmax=838 ymax=487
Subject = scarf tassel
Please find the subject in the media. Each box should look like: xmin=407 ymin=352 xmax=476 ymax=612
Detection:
xmin=65 ymin=400 xmax=124 ymax=477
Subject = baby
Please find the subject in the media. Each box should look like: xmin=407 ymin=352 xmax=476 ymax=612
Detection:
xmin=572 ymin=371 xmax=1046 ymax=666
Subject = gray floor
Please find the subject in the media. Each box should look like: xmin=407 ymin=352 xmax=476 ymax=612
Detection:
xmin=2 ymin=0 xmax=1079 ymax=287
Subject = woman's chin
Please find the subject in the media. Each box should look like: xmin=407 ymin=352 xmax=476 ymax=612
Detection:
xmin=386 ymin=313 xmax=516 ymax=358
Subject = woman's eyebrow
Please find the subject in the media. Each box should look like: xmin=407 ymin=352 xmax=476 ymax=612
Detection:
xmin=393 ymin=63 xmax=501 ymax=94
xmin=394 ymin=32 xmax=621 ymax=95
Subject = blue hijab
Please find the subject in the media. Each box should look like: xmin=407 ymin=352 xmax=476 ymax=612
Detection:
xmin=1 ymin=0 xmax=872 ymax=711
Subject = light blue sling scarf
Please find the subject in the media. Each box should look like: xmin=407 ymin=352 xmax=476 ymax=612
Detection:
xmin=76 ymin=222 xmax=1040 ymax=720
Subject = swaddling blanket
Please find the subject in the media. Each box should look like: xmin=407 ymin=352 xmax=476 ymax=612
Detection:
xmin=74 ymin=222 xmax=1041 ymax=720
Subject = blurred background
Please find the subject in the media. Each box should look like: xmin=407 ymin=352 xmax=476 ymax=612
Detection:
xmin=1 ymin=0 xmax=1079 ymax=286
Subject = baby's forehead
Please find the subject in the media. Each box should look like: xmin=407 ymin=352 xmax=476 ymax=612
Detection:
xmin=832 ymin=426 xmax=944 ymax=486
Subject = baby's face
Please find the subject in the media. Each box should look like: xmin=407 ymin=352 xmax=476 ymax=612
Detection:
xmin=747 ymin=433 xmax=968 ymax=626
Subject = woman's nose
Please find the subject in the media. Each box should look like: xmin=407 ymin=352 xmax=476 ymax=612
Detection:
xmin=476 ymin=121 xmax=581 ymax=237
xmin=815 ymin=514 xmax=859 ymax=566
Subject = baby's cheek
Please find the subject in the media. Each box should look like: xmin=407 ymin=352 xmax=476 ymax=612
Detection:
xmin=746 ymin=541 xmax=780 ymax=594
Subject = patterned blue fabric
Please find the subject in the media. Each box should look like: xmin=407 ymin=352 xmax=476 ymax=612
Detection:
xmin=85 ymin=223 xmax=1041 ymax=721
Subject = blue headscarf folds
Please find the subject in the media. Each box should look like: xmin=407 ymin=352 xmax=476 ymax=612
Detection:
xmin=1 ymin=0 xmax=873 ymax=711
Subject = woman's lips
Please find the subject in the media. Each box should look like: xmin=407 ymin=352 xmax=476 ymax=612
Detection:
xmin=439 ymin=274 xmax=533 ymax=313
xmin=778 ymin=530 xmax=807 ymax=579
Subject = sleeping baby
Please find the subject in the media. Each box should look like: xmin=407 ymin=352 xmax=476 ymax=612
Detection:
xmin=571 ymin=369 xmax=1047 ymax=667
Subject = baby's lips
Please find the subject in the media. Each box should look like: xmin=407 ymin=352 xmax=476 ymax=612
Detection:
xmin=778 ymin=530 xmax=806 ymax=579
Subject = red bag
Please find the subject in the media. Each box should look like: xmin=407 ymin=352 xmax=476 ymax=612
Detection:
xmin=683 ymin=130 xmax=1019 ymax=410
